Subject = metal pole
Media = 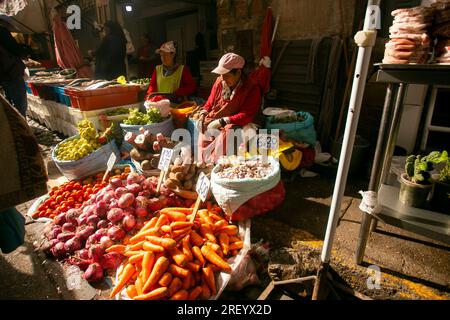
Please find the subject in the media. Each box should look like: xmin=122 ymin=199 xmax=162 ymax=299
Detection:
xmin=320 ymin=0 xmax=381 ymax=265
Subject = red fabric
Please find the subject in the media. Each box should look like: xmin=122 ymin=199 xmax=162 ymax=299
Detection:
xmin=298 ymin=147 xmax=316 ymax=168
xmin=249 ymin=7 xmax=273 ymax=94
xmin=53 ymin=12 xmax=92 ymax=78
xmin=145 ymin=65 xmax=197 ymax=98
xmin=203 ymin=77 xmax=262 ymax=127
xmin=230 ymin=180 xmax=285 ymax=221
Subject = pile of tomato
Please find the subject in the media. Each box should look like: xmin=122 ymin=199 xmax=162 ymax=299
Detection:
xmin=32 ymin=167 xmax=131 ymax=219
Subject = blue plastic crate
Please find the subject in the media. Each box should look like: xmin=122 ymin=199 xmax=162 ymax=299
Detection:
xmin=54 ymin=86 xmax=71 ymax=106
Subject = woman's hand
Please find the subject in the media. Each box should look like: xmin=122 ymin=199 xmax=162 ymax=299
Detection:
xmin=207 ymin=119 xmax=222 ymax=130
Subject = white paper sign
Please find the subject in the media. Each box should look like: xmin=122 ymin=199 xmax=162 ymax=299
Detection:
xmin=158 ymin=148 xmax=174 ymax=171
xmin=196 ymin=172 xmax=211 ymax=202
xmin=106 ymin=152 xmax=117 ymax=171
xmin=257 ymin=134 xmax=279 ymax=150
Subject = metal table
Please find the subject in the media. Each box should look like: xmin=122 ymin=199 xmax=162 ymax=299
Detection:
xmin=355 ymin=64 xmax=450 ymax=265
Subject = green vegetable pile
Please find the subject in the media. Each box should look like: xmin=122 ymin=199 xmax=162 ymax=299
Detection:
xmin=123 ymin=108 xmax=164 ymax=125
xmin=104 ymin=108 xmax=131 ymax=116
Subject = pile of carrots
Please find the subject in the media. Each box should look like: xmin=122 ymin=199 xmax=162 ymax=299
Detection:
xmin=108 ymin=206 xmax=244 ymax=300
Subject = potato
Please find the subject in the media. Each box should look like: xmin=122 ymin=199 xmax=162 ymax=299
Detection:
xmin=184 ymin=172 xmax=195 ymax=181
xmin=183 ymin=180 xmax=193 ymax=190
xmin=175 ymin=172 xmax=184 ymax=181
xmin=182 ymin=164 xmax=190 ymax=175
xmin=189 ymin=163 xmax=196 ymax=174
xmin=171 ymin=165 xmax=184 ymax=173
xmin=141 ymin=160 xmax=153 ymax=171
xmin=174 ymin=157 xmax=183 ymax=166
xmin=165 ymin=178 xmax=181 ymax=189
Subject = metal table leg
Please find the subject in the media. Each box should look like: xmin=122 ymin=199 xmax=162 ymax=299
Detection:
xmin=355 ymin=83 xmax=399 ymax=265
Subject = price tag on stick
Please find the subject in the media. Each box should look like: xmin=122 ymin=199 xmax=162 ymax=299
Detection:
xmin=102 ymin=152 xmax=117 ymax=182
xmin=190 ymin=172 xmax=211 ymax=223
xmin=156 ymin=148 xmax=174 ymax=195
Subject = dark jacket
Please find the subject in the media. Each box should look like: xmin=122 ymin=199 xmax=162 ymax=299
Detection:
xmin=95 ymin=34 xmax=127 ymax=80
xmin=0 ymin=26 xmax=26 ymax=81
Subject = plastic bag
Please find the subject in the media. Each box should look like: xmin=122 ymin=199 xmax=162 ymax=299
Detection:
xmin=226 ymin=253 xmax=260 ymax=291
xmin=230 ymin=180 xmax=285 ymax=221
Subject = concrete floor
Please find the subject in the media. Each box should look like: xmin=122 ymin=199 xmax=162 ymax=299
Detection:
xmin=0 ymin=119 xmax=449 ymax=300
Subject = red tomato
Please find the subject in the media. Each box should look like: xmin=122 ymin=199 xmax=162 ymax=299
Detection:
xmin=66 ymin=199 xmax=75 ymax=207
xmin=55 ymin=196 xmax=63 ymax=204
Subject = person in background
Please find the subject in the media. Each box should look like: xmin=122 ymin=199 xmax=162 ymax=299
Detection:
xmin=145 ymin=41 xmax=197 ymax=101
xmin=0 ymin=20 xmax=28 ymax=117
xmin=137 ymin=33 xmax=158 ymax=78
xmin=196 ymin=52 xmax=262 ymax=163
xmin=94 ymin=21 xmax=127 ymax=80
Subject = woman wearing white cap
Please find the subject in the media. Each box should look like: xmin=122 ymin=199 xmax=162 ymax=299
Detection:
xmin=197 ymin=52 xmax=263 ymax=162
xmin=145 ymin=41 xmax=197 ymax=100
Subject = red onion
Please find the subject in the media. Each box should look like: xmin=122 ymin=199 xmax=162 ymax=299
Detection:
xmin=127 ymin=172 xmax=142 ymax=185
xmin=118 ymin=193 xmax=135 ymax=209
xmin=76 ymin=225 xmax=95 ymax=241
xmin=148 ymin=198 xmax=163 ymax=212
xmin=114 ymin=187 xmax=128 ymax=199
xmin=57 ymin=232 xmax=75 ymax=243
xmin=97 ymin=220 xmax=109 ymax=229
xmin=64 ymin=236 xmax=82 ymax=254
xmin=107 ymin=208 xmax=124 ymax=223
xmin=126 ymin=183 xmax=142 ymax=195
xmin=107 ymin=226 xmax=126 ymax=241
xmin=122 ymin=215 xmax=136 ymax=232
xmin=51 ymin=242 xmax=66 ymax=258
xmin=99 ymin=236 xmax=113 ymax=249
xmin=86 ymin=214 xmax=100 ymax=227
xmin=48 ymin=227 xmax=63 ymax=240
xmin=83 ymin=263 xmax=104 ymax=283
xmin=135 ymin=207 xmax=148 ymax=218
xmin=62 ymin=222 xmax=76 ymax=233
xmin=110 ymin=177 xmax=123 ymax=189
xmin=94 ymin=200 xmax=108 ymax=218
xmin=94 ymin=228 xmax=108 ymax=241
xmin=99 ymin=252 xmax=123 ymax=270
xmin=54 ymin=213 xmax=67 ymax=226
xmin=88 ymin=244 xmax=104 ymax=262
xmin=78 ymin=248 xmax=90 ymax=260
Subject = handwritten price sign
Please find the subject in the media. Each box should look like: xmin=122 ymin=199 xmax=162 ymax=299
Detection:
xmin=196 ymin=172 xmax=211 ymax=202
xmin=257 ymin=134 xmax=279 ymax=150
xmin=158 ymin=148 xmax=174 ymax=171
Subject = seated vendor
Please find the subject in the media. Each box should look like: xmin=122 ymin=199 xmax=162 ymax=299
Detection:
xmin=199 ymin=52 xmax=262 ymax=131
xmin=196 ymin=53 xmax=263 ymax=162
xmin=145 ymin=41 xmax=197 ymax=101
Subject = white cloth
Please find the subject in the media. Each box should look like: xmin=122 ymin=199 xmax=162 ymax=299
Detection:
xmin=359 ymin=191 xmax=382 ymax=215
xmin=0 ymin=0 xmax=27 ymax=16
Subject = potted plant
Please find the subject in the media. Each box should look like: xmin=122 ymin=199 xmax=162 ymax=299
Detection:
xmin=431 ymin=151 xmax=450 ymax=214
xmin=399 ymin=151 xmax=447 ymax=208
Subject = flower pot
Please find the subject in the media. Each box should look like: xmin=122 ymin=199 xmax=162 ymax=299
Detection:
xmin=399 ymin=173 xmax=432 ymax=208
xmin=431 ymin=180 xmax=450 ymax=214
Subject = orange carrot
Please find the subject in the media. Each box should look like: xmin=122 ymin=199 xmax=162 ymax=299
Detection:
xmin=202 ymin=266 xmax=216 ymax=295
xmin=201 ymin=245 xmax=231 ymax=272
xmin=146 ymin=236 xmax=177 ymax=249
xmin=181 ymin=235 xmax=194 ymax=262
xmin=106 ymin=244 xmax=126 ymax=254
xmin=217 ymin=225 xmax=238 ymax=236
xmin=209 ymin=212 xmax=225 ymax=221
xmin=194 ymin=271 xmax=202 ymax=285
xmin=164 ymin=211 xmax=187 ymax=222
xmin=189 ymin=286 xmax=203 ymax=300
xmin=155 ymin=214 xmax=169 ymax=229
xmin=129 ymin=227 xmax=160 ymax=244
xmin=201 ymin=282 xmax=211 ymax=299
xmin=228 ymin=235 xmax=241 ymax=243
xmin=172 ymin=227 xmax=191 ymax=238
xmin=160 ymin=225 xmax=172 ymax=233
xmin=208 ymin=263 xmax=222 ymax=273
xmin=170 ymin=221 xmax=194 ymax=230
xmin=168 ymin=264 xmax=190 ymax=278
xmin=135 ymin=275 xmax=143 ymax=295
xmin=190 ymin=231 xmax=205 ymax=247
xmin=140 ymin=216 xmax=158 ymax=232
xmin=168 ymin=277 xmax=182 ymax=296
xmin=161 ymin=207 xmax=193 ymax=214
xmin=124 ymin=250 xmax=143 ymax=257
xmin=186 ymin=261 xmax=200 ymax=272
xmin=231 ymin=250 xmax=239 ymax=256
xmin=228 ymin=241 xmax=243 ymax=251
xmin=126 ymin=284 xmax=138 ymax=299
xmin=191 ymin=246 xmax=205 ymax=266
xmin=218 ymin=233 xmax=229 ymax=255
xmin=213 ymin=220 xmax=227 ymax=231
xmin=122 ymin=235 xmax=132 ymax=245
xmin=200 ymin=224 xmax=216 ymax=243
xmin=198 ymin=210 xmax=213 ymax=226
xmin=128 ymin=252 xmax=145 ymax=264
xmin=128 ymin=240 xmax=145 ymax=251
xmin=134 ymin=287 xmax=168 ymax=300
xmin=110 ymin=263 xmax=136 ymax=297
xmin=158 ymin=272 xmax=173 ymax=287
xmin=206 ymin=201 xmax=212 ymax=211
xmin=141 ymin=251 xmax=155 ymax=283
xmin=143 ymin=241 xmax=165 ymax=253
xmin=182 ymin=271 xmax=193 ymax=290
xmin=143 ymin=256 xmax=170 ymax=292
xmin=169 ymin=247 xmax=188 ymax=267
xmin=170 ymin=289 xmax=189 ymax=300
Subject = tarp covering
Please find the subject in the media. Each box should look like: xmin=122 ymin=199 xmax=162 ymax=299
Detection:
xmin=53 ymin=10 xmax=92 ymax=77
